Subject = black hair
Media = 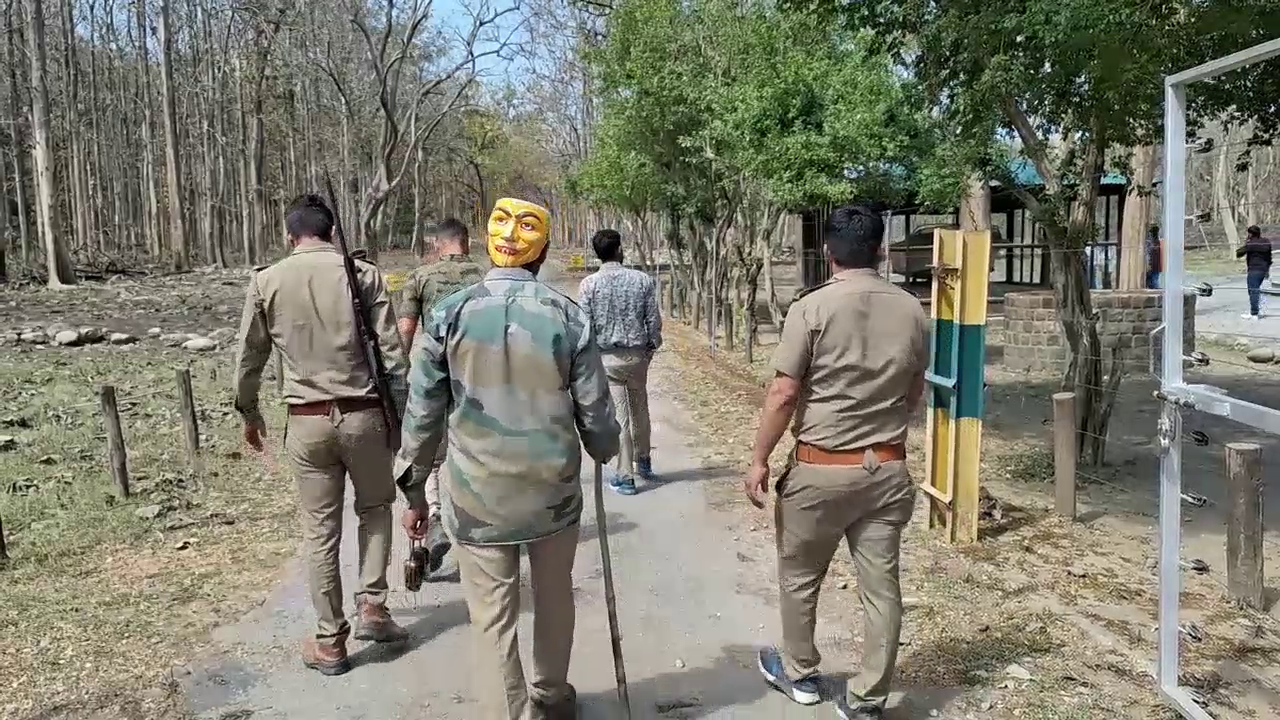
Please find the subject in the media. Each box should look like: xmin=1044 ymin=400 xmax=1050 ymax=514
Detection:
xmin=1247 ymin=225 xmax=1262 ymax=239
xmin=285 ymin=194 xmax=334 ymax=241
xmin=436 ymin=217 xmax=468 ymax=244
xmin=592 ymin=228 xmax=623 ymax=263
xmin=823 ymin=205 xmax=884 ymax=269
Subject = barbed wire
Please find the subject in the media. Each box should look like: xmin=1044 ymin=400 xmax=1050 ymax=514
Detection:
xmin=64 ymin=386 xmax=176 ymax=410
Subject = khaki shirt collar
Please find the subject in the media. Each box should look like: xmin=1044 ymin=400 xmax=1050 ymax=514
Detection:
xmin=831 ymin=267 xmax=881 ymax=281
xmin=290 ymin=243 xmax=340 ymax=257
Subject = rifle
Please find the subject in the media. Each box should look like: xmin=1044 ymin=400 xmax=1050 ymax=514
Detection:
xmin=322 ymin=171 xmax=401 ymax=449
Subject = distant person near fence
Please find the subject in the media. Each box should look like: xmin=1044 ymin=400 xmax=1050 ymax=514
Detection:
xmin=1145 ymin=224 xmax=1163 ymax=290
xmin=1237 ymin=225 xmax=1272 ymax=320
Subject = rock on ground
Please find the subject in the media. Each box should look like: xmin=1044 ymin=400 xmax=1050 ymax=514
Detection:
xmin=108 ymin=332 xmax=139 ymax=345
xmin=1246 ymin=347 xmax=1276 ymax=364
xmin=52 ymin=330 xmax=84 ymax=347
xmin=208 ymin=327 xmax=237 ymax=345
xmin=183 ymin=338 xmax=218 ymax=352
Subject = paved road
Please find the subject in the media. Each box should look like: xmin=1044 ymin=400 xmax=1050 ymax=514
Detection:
xmin=1188 ymin=272 xmax=1280 ymax=344
xmin=175 ymin=373 xmax=954 ymax=720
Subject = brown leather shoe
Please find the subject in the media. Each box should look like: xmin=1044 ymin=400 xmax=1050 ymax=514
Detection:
xmin=302 ymin=636 xmax=351 ymax=676
xmin=532 ymin=684 xmax=578 ymax=720
xmin=352 ymin=598 xmax=409 ymax=643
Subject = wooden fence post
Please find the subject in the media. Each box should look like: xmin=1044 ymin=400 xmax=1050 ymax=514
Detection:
xmin=1225 ymin=442 xmax=1264 ymax=609
xmin=176 ymin=368 xmax=202 ymax=470
xmin=0 ymin=510 xmax=9 ymax=564
xmin=98 ymin=385 xmax=130 ymax=498
xmin=1052 ymin=391 xmax=1077 ymax=519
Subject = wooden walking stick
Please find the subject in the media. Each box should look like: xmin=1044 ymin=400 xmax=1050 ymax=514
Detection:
xmin=593 ymin=460 xmax=632 ymax=718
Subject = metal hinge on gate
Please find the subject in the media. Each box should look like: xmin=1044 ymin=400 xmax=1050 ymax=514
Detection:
xmin=1156 ymin=406 xmax=1178 ymax=452
xmin=926 ymin=263 xmax=959 ymax=279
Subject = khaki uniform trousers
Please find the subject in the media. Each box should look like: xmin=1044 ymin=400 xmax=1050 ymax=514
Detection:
xmin=283 ymin=405 xmax=396 ymax=640
xmin=601 ymin=348 xmax=652 ymax=476
xmin=454 ymin=524 xmax=580 ymax=720
xmin=774 ymin=454 xmax=916 ymax=708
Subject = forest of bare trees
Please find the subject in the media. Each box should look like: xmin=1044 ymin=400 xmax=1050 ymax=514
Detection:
xmin=0 ymin=0 xmax=614 ymax=285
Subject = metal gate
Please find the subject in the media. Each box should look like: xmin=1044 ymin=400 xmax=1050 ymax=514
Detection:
xmin=1157 ymin=36 xmax=1280 ymax=720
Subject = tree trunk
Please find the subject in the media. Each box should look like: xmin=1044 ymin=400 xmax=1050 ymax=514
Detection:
xmin=157 ymin=0 xmax=188 ymax=270
xmin=1216 ymin=134 xmax=1241 ymax=252
xmin=6 ymin=8 xmax=32 ymax=269
xmin=24 ymin=0 xmax=75 ymax=286
xmin=959 ymin=176 xmax=991 ymax=231
xmin=1119 ymin=145 xmax=1157 ymax=290
xmin=1051 ymin=141 xmax=1118 ymax=466
xmin=136 ymin=0 xmax=161 ymax=258
xmin=411 ymin=144 xmax=425 ymax=256
xmin=59 ymin=0 xmax=92 ymax=252
xmin=1245 ymin=151 xmax=1258 ymax=226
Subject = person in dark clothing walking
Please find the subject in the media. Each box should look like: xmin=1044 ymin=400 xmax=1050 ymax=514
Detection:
xmin=1145 ymin=224 xmax=1162 ymax=290
xmin=1236 ymin=225 xmax=1272 ymax=319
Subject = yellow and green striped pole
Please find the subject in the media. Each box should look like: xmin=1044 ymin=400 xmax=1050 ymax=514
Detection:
xmin=923 ymin=229 xmax=991 ymax=544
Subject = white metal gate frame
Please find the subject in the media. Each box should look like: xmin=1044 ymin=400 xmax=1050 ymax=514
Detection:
xmin=1159 ymin=37 xmax=1280 ymax=720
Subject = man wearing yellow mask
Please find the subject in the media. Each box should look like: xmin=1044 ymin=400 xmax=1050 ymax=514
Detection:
xmin=393 ymin=198 xmax=620 ymax=720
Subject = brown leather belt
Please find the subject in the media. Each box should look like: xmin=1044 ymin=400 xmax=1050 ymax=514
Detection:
xmin=795 ymin=441 xmax=906 ymax=466
xmin=287 ymin=398 xmax=383 ymax=416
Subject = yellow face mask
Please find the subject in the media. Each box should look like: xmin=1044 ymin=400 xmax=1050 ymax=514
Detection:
xmin=487 ymin=198 xmax=551 ymax=268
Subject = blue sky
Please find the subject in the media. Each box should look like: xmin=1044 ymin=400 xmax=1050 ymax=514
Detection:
xmin=434 ymin=0 xmax=533 ymax=79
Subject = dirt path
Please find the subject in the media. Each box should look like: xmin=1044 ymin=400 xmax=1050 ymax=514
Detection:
xmin=175 ymin=346 xmax=973 ymax=719
xmin=168 ymin=359 xmax=844 ymax=719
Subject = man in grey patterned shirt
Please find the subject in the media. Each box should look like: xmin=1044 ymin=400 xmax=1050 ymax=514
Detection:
xmin=578 ymin=229 xmax=663 ymax=495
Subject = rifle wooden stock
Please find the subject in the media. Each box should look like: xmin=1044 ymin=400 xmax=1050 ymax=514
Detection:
xmin=322 ymin=171 xmax=400 ymax=449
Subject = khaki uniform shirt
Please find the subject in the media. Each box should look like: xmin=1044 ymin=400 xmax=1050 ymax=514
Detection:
xmin=233 ymin=244 xmax=408 ymax=425
xmin=772 ymin=268 xmax=929 ymax=451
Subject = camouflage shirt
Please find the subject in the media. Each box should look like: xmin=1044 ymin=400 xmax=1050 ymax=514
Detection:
xmin=397 ymin=254 xmax=488 ymax=323
xmin=393 ymin=267 xmax=621 ymax=545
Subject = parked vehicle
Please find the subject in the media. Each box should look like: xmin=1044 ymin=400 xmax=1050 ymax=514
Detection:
xmin=888 ymin=224 xmax=1003 ymax=284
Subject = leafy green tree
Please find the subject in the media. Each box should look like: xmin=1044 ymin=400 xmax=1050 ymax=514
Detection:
xmin=575 ymin=0 xmax=935 ymax=352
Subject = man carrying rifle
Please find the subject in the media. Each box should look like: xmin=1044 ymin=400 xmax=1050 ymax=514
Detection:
xmin=234 ymin=194 xmax=410 ymax=677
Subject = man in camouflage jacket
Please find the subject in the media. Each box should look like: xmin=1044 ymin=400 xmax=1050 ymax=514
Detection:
xmin=396 ymin=217 xmax=486 ymax=570
xmin=393 ymin=198 xmax=620 ymax=720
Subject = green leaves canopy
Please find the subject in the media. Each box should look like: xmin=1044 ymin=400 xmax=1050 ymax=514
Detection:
xmin=572 ymin=0 xmax=934 ymax=217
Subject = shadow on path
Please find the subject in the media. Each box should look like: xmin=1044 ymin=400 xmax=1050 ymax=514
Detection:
xmin=350 ymin=599 xmax=470 ymax=667
xmin=577 ymin=644 xmax=767 ymax=719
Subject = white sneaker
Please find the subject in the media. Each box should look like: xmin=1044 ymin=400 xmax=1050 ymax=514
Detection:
xmin=1242 ymin=313 xmax=1260 ymax=320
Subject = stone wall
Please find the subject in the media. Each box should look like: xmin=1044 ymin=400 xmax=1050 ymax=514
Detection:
xmin=1001 ymin=290 xmax=1196 ymax=373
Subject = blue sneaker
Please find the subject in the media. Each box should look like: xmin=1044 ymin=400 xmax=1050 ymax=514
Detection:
xmin=636 ymin=457 xmax=656 ymax=482
xmin=757 ymin=648 xmax=821 ymax=706
xmin=609 ymin=474 xmax=638 ymax=496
